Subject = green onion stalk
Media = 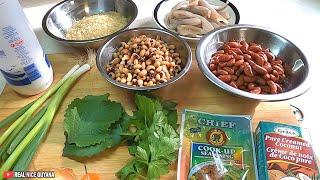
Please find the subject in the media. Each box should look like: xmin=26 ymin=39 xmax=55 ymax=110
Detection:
xmin=0 ymin=64 xmax=91 ymax=178
xmin=0 ymin=64 xmax=80 ymax=147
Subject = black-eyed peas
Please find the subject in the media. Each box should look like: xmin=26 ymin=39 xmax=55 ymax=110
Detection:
xmin=105 ymin=35 xmax=183 ymax=87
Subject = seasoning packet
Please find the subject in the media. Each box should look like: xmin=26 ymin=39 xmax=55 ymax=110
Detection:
xmin=177 ymin=109 xmax=258 ymax=180
xmin=255 ymin=121 xmax=320 ymax=180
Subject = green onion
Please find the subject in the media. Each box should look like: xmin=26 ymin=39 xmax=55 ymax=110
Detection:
xmin=7 ymin=105 xmax=48 ymax=155
xmin=0 ymin=64 xmax=80 ymax=146
xmin=0 ymin=101 xmax=34 ymax=129
xmin=0 ymin=64 xmax=91 ymax=176
xmin=13 ymin=115 xmax=50 ymax=171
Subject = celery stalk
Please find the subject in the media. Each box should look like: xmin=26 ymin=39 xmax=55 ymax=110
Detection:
xmin=0 ymin=64 xmax=80 ymax=146
xmin=0 ymin=64 xmax=90 ymax=177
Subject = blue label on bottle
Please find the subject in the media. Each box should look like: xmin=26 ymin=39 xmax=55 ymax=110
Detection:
xmin=0 ymin=63 xmax=42 ymax=86
xmin=45 ymin=54 xmax=51 ymax=68
xmin=0 ymin=50 xmax=6 ymax=58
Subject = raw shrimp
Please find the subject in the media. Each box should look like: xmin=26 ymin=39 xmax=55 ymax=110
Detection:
xmin=172 ymin=10 xmax=195 ymax=19
xmin=189 ymin=0 xmax=199 ymax=6
xmin=167 ymin=18 xmax=202 ymax=29
xmin=171 ymin=10 xmax=214 ymax=32
xmin=177 ymin=25 xmax=204 ymax=37
xmin=164 ymin=0 xmax=230 ymax=37
xmin=172 ymin=1 xmax=189 ymax=10
xmin=187 ymin=5 xmax=211 ymax=18
xmin=198 ymin=0 xmax=229 ymax=24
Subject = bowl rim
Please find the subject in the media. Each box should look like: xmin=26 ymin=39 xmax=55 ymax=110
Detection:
xmin=42 ymin=0 xmax=138 ymax=44
xmin=153 ymin=0 xmax=240 ymax=41
xmin=96 ymin=27 xmax=193 ymax=91
xmin=196 ymin=24 xmax=311 ymax=101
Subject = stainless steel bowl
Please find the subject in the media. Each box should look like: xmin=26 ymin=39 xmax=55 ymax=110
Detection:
xmin=154 ymin=0 xmax=240 ymax=42
xmin=42 ymin=0 xmax=138 ymax=49
xmin=196 ymin=24 xmax=310 ymax=101
xmin=96 ymin=27 xmax=192 ymax=91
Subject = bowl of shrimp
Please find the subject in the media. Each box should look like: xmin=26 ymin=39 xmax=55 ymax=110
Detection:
xmin=154 ymin=0 xmax=240 ymax=42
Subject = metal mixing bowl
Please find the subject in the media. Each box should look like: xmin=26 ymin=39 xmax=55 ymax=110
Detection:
xmin=196 ymin=24 xmax=310 ymax=101
xmin=42 ymin=0 xmax=138 ymax=48
xmin=96 ymin=27 xmax=192 ymax=91
xmin=154 ymin=0 xmax=240 ymax=42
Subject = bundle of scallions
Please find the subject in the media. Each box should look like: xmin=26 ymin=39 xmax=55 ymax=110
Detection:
xmin=0 ymin=49 xmax=95 ymax=179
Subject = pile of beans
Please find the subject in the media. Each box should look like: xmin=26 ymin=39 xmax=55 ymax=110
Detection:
xmin=209 ymin=41 xmax=286 ymax=94
xmin=105 ymin=35 xmax=182 ymax=87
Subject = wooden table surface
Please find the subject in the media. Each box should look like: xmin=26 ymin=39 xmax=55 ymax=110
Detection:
xmin=0 ymin=53 xmax=298 ymax=179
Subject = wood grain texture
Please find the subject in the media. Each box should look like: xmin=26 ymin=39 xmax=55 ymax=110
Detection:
xmin=0 ymin=53 xmax=297 ymax=179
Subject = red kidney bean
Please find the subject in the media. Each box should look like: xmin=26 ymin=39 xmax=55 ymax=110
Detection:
xmin=243 ymin=75 xmax=255 ymax=83
xmin=249 ymin=45 xmax=262 ymax=52
xmin=272 ymin=65 xmax=284 ymax=74
xmin=259 ymin=52 xmax=268 ymax=63
xmin=264 ymin=73 xmax=271 ymax=80
xmin=255 ymin=76 xmax=266 ymax=86
xmin=267 ymin=80 xmax=277 ymax=94
xmin=227 ymin=58 xmax=236 ymax=66
xmin=240 ymin=41 xmax=249 ymax=51
xmin=250 ymin=87 xmax=261 ymax=94
xmin=263 ymin=62 xmax=272 ymax=73
xmin=218 ymin=54 xmax=233 ymax=62
xmin=228 ymin=41 xmax=242 ymax=48
xmin=209 ymin=64 xmax=216 ymax=71
xmin=218 ymin=75 xmax=232 ymax=83
xmin=229 ymin=81 xmax=238 ymax=88
xmin=223 ymin=67 xmax=234 ymax=75
xmin=216 ymin=50 xmax=225 ymax=54
xmin=230 ymin=48 xmax=243 ymax=55
xmin=243 ymin=63 xmax=254 ymax=76
xmin=217 ymin=69 xmax=228 ymax=75
xmin=235 ymin=55 xmax=244 ymax=60
xmin=243 ymin=54 xmax=252 ymax=61
xmin=251 ymin=62 xmax=268 ymax=75
xmin=235 ymin=59 xmax=244 ymax=67
xmin=270 ymin=74 xmax=278 ymax=82
xmin=265 ymin=51 xmax=275 ymax=61
xmin=208 ymin=40 xmax=286 ymax=94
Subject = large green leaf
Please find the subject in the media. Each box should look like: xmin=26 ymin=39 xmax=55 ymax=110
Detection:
xmin=64 ymin=94 xmax=123 ymax=147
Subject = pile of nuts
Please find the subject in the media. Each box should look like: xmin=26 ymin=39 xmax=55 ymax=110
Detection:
xmin=209 ymin=41 xmax=286 ymax=94
xmin=105 ymin=35 xmax=183 ymax=87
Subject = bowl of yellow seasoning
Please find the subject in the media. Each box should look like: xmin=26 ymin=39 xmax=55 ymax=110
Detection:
xmin=42 ymin=0 xmax=138 ymax=49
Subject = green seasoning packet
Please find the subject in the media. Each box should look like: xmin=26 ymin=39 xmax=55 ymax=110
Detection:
xmin=255 ymin=121 xmax=320 ymax=180
xmin=177 ymin=109 xmax=258 ymax=180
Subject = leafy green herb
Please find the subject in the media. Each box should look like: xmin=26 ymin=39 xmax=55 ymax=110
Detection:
xmin=62 ymin=93 xmax=179 ymax=179
xmin=117 ymin=94 xmax=179 ymax=180
xmin=63 ymin=94 xmax=125 ymax=157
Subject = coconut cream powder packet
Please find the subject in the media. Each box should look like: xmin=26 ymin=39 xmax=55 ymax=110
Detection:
xmin=177 ymin=109 xmax=258 ymax=180
xmin=255 ymin=121 xmax=319 ymax=180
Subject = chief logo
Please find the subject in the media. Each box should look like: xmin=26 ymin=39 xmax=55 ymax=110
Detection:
xmin=206 ymin=128 xmax=228 ymax=147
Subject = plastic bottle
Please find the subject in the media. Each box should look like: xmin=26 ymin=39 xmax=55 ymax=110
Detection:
xmin=0 ymin=0 xmax=53 ymax=96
